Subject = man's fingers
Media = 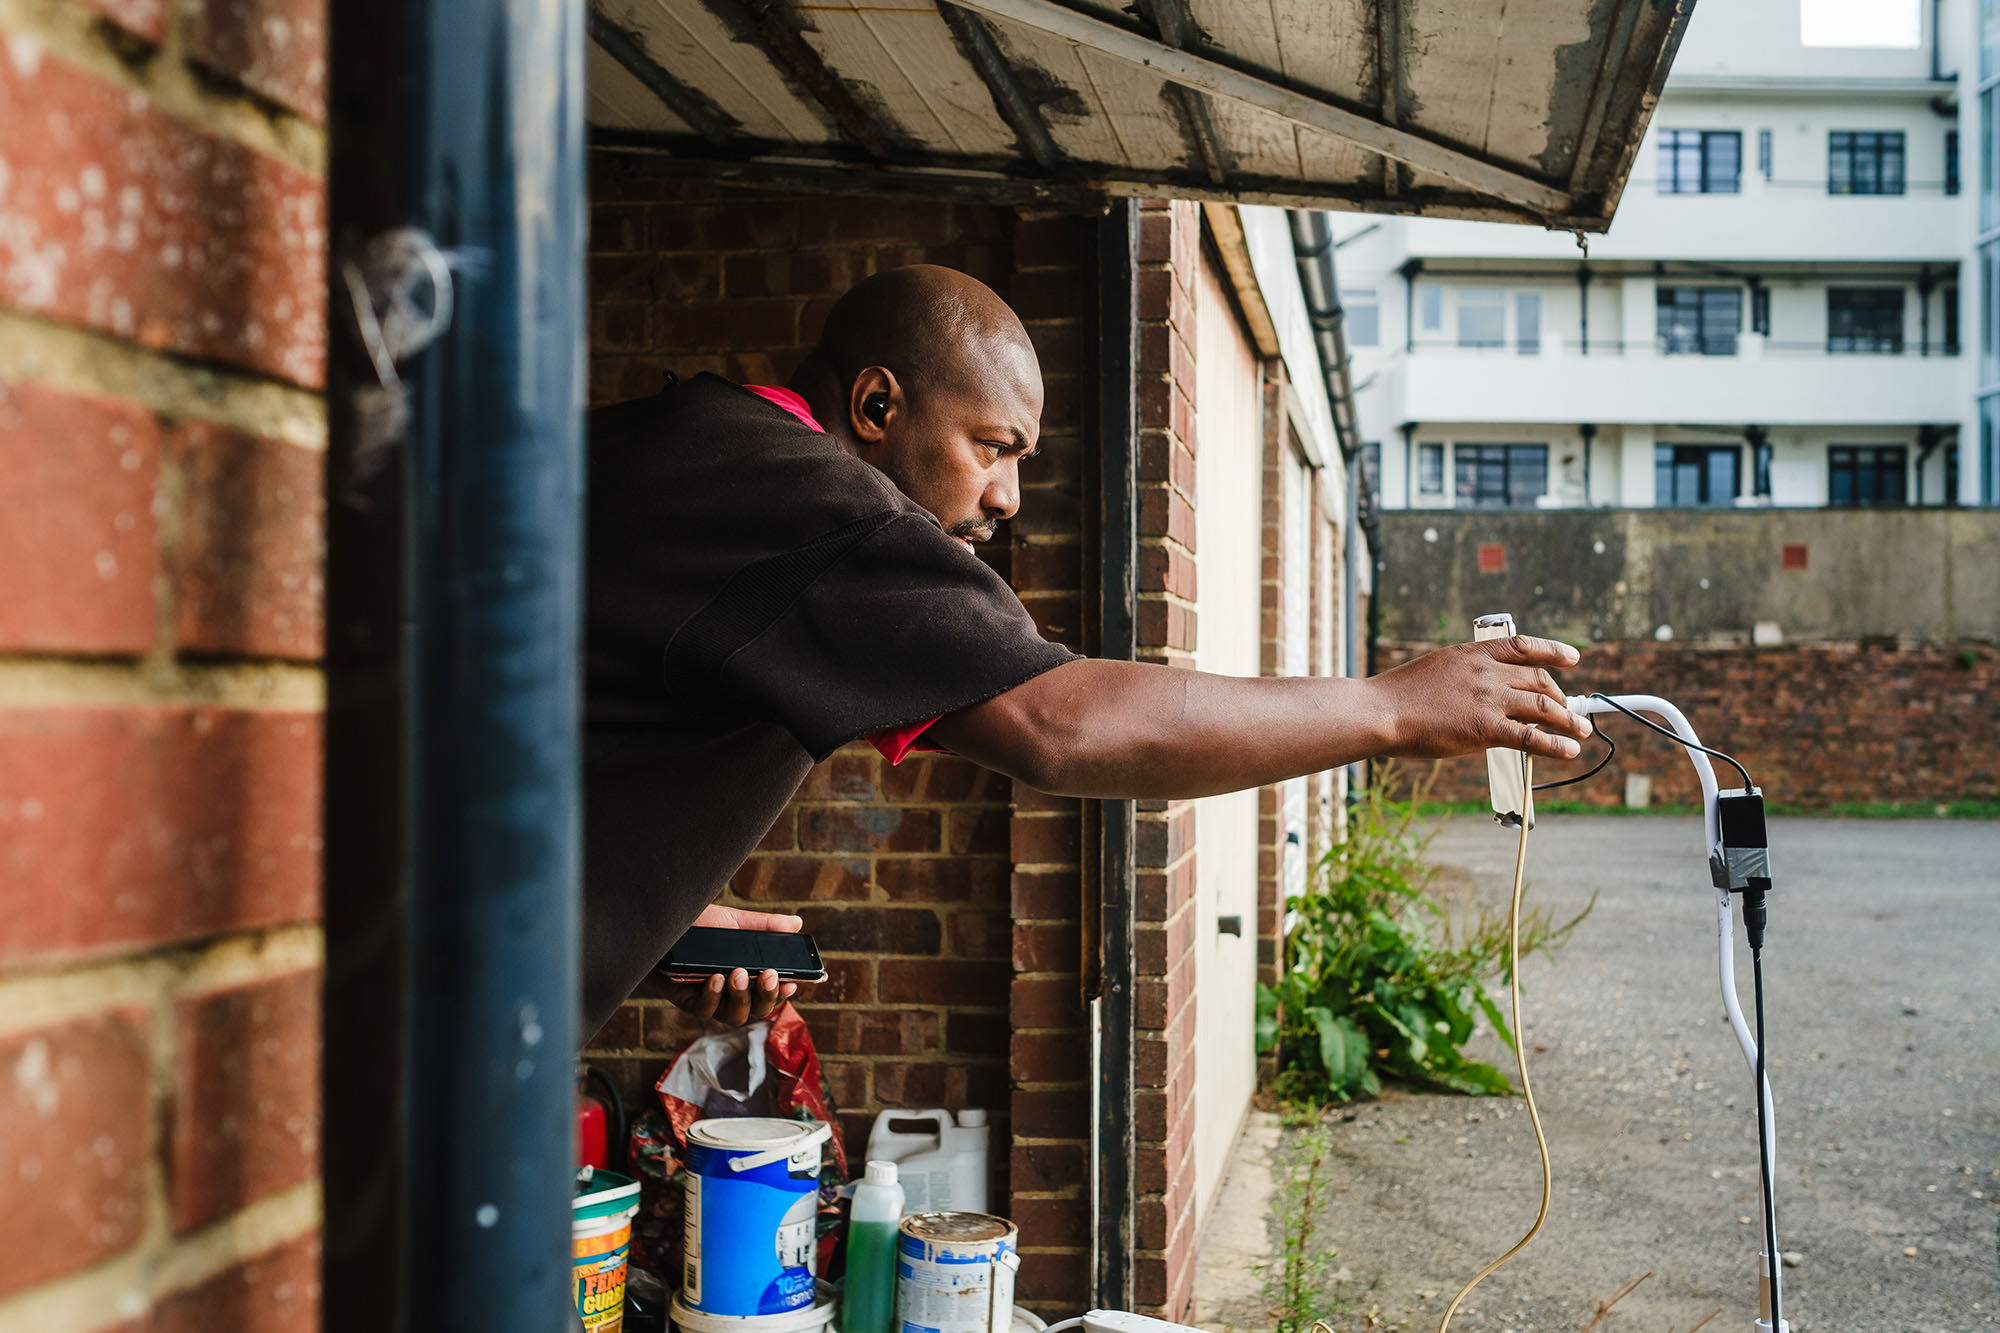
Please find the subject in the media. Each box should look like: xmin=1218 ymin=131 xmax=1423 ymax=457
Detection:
xmin=1484 ymin=633 xmax=1580 ymax=670
xmin=694 ymin=903 xmax=805 ymax=933
xmin=1514 ymin=719 xmax=1582 ymax=762
xmin=1508 ymin=678 xmax=1592 ymax=740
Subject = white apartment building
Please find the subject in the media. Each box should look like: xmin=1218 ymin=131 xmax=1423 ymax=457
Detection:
xmin=1341 ymin=0 xmax=1990 ymax=512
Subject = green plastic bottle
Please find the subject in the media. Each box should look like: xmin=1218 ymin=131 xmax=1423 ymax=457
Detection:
xmin=844 ymin=1161 xmax=905 ymax=1333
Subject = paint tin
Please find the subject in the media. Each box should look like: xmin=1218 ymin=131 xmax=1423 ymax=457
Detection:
xmin=894 ymin=1212 xmax=1019 ymax=1333
xmin=682 ymin=1117 xmax=832 ymax=1318
xmin=574 ymin=1167 xmax=643 ymax=1332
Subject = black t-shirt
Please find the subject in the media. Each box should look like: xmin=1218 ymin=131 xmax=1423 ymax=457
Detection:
xmin=582 ymin=374 xmax=1076 ymax=1034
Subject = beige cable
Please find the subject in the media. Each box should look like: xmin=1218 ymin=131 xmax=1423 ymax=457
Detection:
xmin=1438 ymin=755 xmax=1550 ymax=1333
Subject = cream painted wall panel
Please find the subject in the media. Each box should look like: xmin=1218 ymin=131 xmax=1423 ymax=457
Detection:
xmin=1192 ymin=255 xmax=1263 ymax=1227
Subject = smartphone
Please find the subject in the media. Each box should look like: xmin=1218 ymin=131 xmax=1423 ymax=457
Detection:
xmin=660 ymin=927 xmax=827 ymax=982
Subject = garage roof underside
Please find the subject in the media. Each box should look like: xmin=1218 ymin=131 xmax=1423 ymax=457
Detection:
xmin=585 ymin=0 xmax=1695 ymax=230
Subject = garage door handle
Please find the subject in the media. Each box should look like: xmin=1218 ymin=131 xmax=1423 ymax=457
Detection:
xmin=1217 ymin=915 xmax=1242 ymax=937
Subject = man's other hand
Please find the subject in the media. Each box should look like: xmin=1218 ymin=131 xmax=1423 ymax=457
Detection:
xmin=1370 ymin=635 xmax=1593 ymax=762
xmin=658 ymin=903 xmax=815 ymax=1027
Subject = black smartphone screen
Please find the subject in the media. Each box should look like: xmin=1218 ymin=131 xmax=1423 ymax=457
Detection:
xmin=661 ymin=927 xmax=825 ymax=980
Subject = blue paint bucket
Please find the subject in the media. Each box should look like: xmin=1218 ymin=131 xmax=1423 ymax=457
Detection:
xmin=682 ymin=1118 xmax=832 ymax=1317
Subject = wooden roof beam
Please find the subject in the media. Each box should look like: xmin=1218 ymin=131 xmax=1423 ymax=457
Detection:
xmin=936 ymin=3 xmax=1066 ymax=173
xmin=1137 ymin=0 xmax=1230 ymax=186
xmin=712 ymin=0 xmax=902 ymax=159
xmin=950 ymin=0 xmax=1574 ymax=217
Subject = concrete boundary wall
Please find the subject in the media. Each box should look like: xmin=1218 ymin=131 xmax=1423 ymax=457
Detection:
xmin=1377 ymin=509 xmax=2000 ymax=647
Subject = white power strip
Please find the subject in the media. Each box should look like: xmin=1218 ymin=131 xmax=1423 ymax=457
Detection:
xmin=1081 ymin=1311 xmax=1208 ymax=1333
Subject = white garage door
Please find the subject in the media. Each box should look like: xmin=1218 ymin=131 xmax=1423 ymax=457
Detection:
xmin=1191 ymin=253 xmax=1264 ymax=1224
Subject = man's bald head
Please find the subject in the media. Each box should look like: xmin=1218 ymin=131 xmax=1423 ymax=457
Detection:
xmin=788 ymin=264 xmax=1045 ymax=548
xmin=811 ymin=264 xmax=1035 ymax=402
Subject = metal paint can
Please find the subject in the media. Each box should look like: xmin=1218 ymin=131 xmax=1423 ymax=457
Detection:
xmin=894 ymin=1212 xmax=1019 ymax=1333
xmin=682 ymin=1117 xmax=831 ymax=1317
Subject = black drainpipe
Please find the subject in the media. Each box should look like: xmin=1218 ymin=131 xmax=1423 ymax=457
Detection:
xmin=1577 ymin=262 xmax=1593 ymax=355
xmin=1289 ymin=210 xmax=1380 ymax=791
xmin=324 ymin=0 xmax=585 ymax=1327
xmin=1089 ymin=199 xmax=1138 ymax=1313
xmin=1580 ymin=423 xmax=1597 ymax=506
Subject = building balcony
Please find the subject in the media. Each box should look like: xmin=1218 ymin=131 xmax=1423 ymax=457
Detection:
xmin=1397 ymin=185 xmax=1966 ymax=266
xmin=1389 ymin=335 xmax=1965 ymax=427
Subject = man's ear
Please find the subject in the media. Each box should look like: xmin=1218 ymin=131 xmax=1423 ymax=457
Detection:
xmin=848 ymin=366 xmax=902 ymax=444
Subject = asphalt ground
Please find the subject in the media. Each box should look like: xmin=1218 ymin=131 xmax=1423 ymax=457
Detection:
xmin=1195 ymin=815 xmax=2000 ymax=1333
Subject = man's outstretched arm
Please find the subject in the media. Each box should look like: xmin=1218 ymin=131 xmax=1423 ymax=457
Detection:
xmin=926 ymin=635 xmax=1592 ymax=799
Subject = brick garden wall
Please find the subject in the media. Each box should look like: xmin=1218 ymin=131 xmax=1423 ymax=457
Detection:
xmin=579 ymin=175 xmax=1102 ymax=1307
xmin=1376 ymin=639 xmax=2000 ymax=807
xmin=0 ymin=1 xmax=327 ymax=1328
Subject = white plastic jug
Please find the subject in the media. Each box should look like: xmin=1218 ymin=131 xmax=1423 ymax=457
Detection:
xmin=864 ymin=1108 xmax=988 ymax=1215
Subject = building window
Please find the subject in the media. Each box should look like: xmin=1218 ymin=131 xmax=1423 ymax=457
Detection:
xmin=1655 ymin=445 xmax=1740 ymax=507
xmin=1458 ymin=288 xmax=1506 ymax=348
xmin=1753 ymin=440 xmax=1773 ymax=497
xmin=1985 ymin=245 xmax=2000 ymax=387
xmin=1657 ymin=286 xmax=1741 ymax=355
xmin=1944 ymin=285 xmax=1961 ymax=355
xmin=1829 ymin=131 xmax=1906 ymax=195
xmin=1659 ymin=130 xmax=1741 ymax=193
xmin=1948 ymin=130 xmax=1961 ymax=195
xmin=1454 ymin=444 xmax=1548 ymax=508
xmin=1418 ymin=443 xmax=1444 ymax=494
xmin=1983 ymin=88 xmax=1998 ymax=231
xmin=1758 ymin=129 xmax=1773 ymax=180
xmin=1343 ymin=289 xmax=1379 ymax=347
xmin=1828 ymin=446 xmax=1908 ymax=506
xmin=1419 ymin=285 xmax=1443 ymax=332
xmin=1750 ymin=283 xmax=1771 ymax=336
xmin=1515 ymin=292 xmax=1542 ymax=354
xmin=1827 ymin=288 xmax=1905 ymax=353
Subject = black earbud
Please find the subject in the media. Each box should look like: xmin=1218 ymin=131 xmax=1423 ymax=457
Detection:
xmin=863 ymin=393 xmax=890 ymax=427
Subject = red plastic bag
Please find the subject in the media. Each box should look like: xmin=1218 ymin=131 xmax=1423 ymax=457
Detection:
xmin=629 ymin=1003 xmax=849 ymax=1281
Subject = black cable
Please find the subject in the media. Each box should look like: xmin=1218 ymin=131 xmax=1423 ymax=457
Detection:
xmin=1588 ymin=693 xmax=1755 ymax=789
xmin=1751 ymin=943 xmax=1782 ymax=1331
xmin=1532 ymin=723 xmax=1616 ymax=791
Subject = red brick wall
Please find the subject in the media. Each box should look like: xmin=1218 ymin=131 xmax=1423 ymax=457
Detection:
xmin=580 ymin=181 xmax=1094 ymax=1305
xmin=1376 ymin=639 xmax=2000 ymax=807
xmin=1130 ymin=199 xmax=1201 ymax=1319
xmin=1002 ymin=211 xmax=1093 ymax=1312
xmin=0 ymin=1 xmax=327 ymax=1326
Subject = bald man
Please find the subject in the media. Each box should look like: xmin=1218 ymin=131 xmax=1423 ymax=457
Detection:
xmin=581 ymin=265 xmax=1590 ymax=1037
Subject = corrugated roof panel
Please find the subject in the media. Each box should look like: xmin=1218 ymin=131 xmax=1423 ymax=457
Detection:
xmin=587 ymin=0 xmax=1695 ymax=231
xmin=618 ymin=0 xmax=832 ymax=142
xmin=588 ymin=42 xmax=696 ymax=132
xmin=786 ymin=1 xmax=1021 ymax=157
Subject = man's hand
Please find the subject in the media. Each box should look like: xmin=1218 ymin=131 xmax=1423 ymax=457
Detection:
xmin=1369 ymin=634 xmax=1593 ymax=762
xmin=658 ymin=903 xmax=815 ymax=1027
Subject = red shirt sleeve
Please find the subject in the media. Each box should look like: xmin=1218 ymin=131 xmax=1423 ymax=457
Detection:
xmin=867 ymin=717 xmax=945 ymax=764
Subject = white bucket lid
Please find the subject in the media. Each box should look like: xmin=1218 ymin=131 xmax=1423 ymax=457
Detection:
xmin=670 ymin=1282 xmax=837 ymax=1333
xmin=688 ymin=1118 xmax=823 ymax=1150
xmin=572 ymin=1205 xmax=640 ymax=1241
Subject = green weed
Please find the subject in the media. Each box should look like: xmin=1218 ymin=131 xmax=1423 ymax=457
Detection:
xmin=1256 ymin=768 xmax=1591 ymax=1107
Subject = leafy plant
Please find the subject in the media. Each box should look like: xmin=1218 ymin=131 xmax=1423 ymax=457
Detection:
xmin=1256 ymin=766 xmax=1592 ymax=1106
xmin=1263 ymin=1121 xmax=1345 ymax=1333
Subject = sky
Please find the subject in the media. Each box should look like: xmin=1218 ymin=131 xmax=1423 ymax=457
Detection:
xmin=1800 ymin=0 xmax=1923 ymax=48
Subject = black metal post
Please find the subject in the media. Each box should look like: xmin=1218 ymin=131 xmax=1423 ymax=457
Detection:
xmin=1090 ymin=198 xmax=1138 ymax=1313
xmin=324 ymin=0 xmax=585 ymax=1327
